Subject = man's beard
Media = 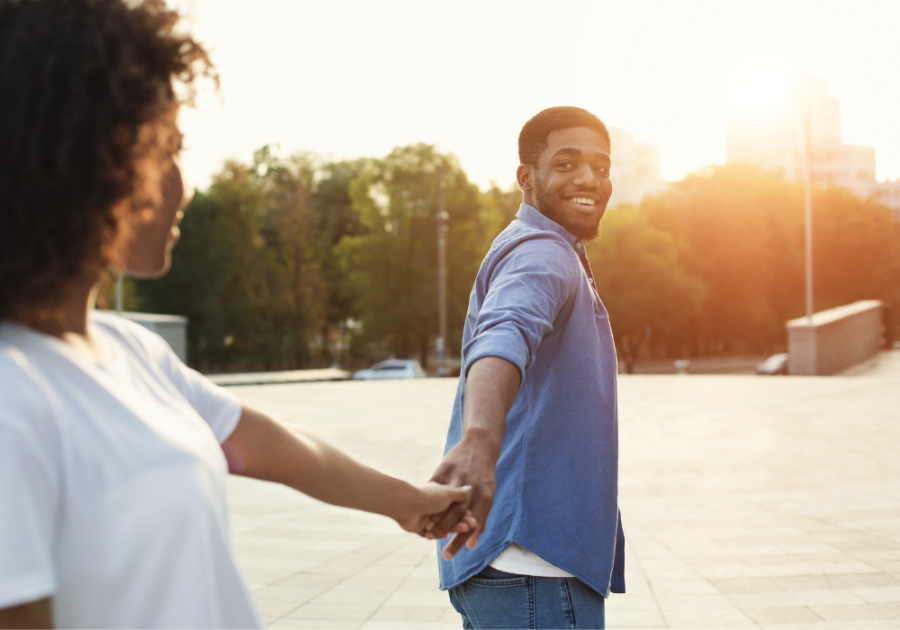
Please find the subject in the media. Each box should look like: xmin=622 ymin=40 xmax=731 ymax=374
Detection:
xmin=533 ymin=176 xmax=604 ymax=241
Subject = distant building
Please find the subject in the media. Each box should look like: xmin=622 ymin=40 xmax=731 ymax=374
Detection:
xmin=608 ymin=127 xmax=667 ymax=208
xmin=726 ymin=74 xmax=877 ymax=201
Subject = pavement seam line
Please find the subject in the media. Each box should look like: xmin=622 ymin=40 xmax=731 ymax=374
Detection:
xmin=361 ymin=543 xmax=435 ymax=627
xmin=265 ymin=532 xmax=409 ymax=624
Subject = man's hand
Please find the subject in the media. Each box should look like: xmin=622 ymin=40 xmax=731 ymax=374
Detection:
xmin=427 ymin=434 xmax=499 ymax=558
xmin=424 ymin=356 xmax=521 ymax=560
xmin=393 ymin=481 xmax=478 ymax=537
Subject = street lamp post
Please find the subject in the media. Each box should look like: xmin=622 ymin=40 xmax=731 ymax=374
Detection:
xmin=802 ymin=109 xmax=814 ymax=324
xmin=436 ymin=168 xmax=448 ymax=376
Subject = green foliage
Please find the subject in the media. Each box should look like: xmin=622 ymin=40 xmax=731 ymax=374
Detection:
xmin=308 ymin=159 xmax=366 ymax=331
xmin=337 ymin=144 xmax=494 ymax=365
xmin=133 ymin=144 xmax=900 ymax=373
xmin=135 ymin=147 xmax=324 ymax=371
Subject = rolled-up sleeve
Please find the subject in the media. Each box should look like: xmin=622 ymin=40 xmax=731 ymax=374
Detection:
xmin=464 ymin=236 xmax=576 ymax=378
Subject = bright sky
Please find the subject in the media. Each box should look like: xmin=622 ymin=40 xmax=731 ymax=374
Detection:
xmin=174 ymin=0 xmax=900 ymax=191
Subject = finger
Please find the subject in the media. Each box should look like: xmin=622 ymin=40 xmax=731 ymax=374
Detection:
xmin=449 ymin=485 xmax=472 ymax=503
xmin=442 ymin=531 xmax=474 ymax=560
xmin=466 ymin=530 xmax=480 ymax=549
xmin=432 ymin=501 xmax=471 ymax=540
xmin=424 ymin=505 xmax=454 ymax=534
xmin=448 ymin=521 xmax=471 ymax=534
xmin=446 ymin=506 xmax=481 ymax=534
xmin=429 ymin=464 xmax=455 ymax=485
xmin=428 ymin=482 xmax=471 ymax=508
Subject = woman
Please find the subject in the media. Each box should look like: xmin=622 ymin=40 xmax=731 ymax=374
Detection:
xmin=0 ymin=1 xmax=472 ymax=627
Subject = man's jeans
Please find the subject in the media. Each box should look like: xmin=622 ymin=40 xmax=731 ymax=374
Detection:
xmin=448 ymin=566 xmax=605 ymax=629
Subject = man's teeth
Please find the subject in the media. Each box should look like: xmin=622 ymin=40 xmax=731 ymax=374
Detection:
xmin=569 ymin=197 xmax=595 ymax=206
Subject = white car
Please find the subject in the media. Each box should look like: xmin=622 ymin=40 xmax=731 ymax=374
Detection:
xmin=756 ymin=353 xmax=789 ymax=375
xmin=352 ymin=359 xmax=427 ymax=380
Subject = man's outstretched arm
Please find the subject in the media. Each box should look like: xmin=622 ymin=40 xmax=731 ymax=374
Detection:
xmin=428 ymin=356 xmax=521 ymax=559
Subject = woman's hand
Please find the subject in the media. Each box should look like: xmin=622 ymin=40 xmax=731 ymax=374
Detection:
xmin=393 ymin=482 xmax=477 ymax=538
xmin=225 ymin=407 xmax=478 ymax=540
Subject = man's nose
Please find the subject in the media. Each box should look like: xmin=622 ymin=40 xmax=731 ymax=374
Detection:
xmin=571 ymin=163 xmax=599 ymax=188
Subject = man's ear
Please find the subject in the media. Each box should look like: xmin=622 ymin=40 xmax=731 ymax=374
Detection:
xmin=516 ymin=164 xmax=533 ymax=192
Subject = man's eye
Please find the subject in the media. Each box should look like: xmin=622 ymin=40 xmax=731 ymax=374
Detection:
xmin=559 ymin=161 xmax=574 ymax=169
xmin=594 ymin=166 xmax=610 ymax=176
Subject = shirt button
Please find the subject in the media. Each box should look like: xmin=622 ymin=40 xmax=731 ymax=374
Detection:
xmin=576 ymin=243 xmax=582 ymax=249
xmin=589 ymin=278 xmax=594 ymax=284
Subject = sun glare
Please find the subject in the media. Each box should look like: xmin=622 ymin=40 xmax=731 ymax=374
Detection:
xmin=728 ymin=64 xmax=790 ymax=118
xmin=677 ymin=3 xmax=853 ymax=170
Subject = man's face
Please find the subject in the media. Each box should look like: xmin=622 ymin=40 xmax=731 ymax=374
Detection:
xmin=518 ymin=127 xmax=612 ymax=240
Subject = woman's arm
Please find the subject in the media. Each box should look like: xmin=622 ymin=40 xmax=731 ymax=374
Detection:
xmin=222 ymin=405 xmax=474 ymax=536
xmin=0 ymin=598 xmax=51 ymax=629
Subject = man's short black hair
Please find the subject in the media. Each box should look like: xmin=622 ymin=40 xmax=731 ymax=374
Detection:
xmin=518 ymin=106 xmax=611 ymax=166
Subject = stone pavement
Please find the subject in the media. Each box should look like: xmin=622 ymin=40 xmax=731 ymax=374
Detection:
xmin=227 ymin=366 xmax=900 ymax=629
xmin=839 ymin=348 xmax=900 ymax=378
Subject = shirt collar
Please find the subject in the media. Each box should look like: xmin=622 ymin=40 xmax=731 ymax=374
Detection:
xmin=516 ymin=203 xmax=579 ymax=248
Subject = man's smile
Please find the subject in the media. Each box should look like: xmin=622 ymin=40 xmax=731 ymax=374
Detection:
xmin=564 ymin=195 xmax=599 ymax=211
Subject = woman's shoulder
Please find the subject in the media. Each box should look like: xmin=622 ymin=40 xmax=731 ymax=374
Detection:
xmin=0 ymin=334 xmax=54 ymax=431
xmin=90 ymin=311 xmax=171 ymax=361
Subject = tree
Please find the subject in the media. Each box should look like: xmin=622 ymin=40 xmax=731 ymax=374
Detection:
xmin=588 ymin=207 xmax=705 ymax=371
xmin=482 ymin=182 xmax=522 ymax=230
xmin=811 ymin=187 xmax=900 ymax=312
xmin=134 ymin=190 xmax=244 ymax=368
xmin=619 ymin=163 xmax=900 ymax=359
xmin=307 ymin=159 xmax=367 ymax=364
xmin=135 ymin=147 xmax=325 ymax=371
xmin=337 ymin=144 xmax=493 ymax=366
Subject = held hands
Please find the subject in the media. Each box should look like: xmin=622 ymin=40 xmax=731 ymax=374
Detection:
xmin=425 ymin=436 xmax=498 ymax=560
xmin=394 ymin=482 xmax=478 ymax=538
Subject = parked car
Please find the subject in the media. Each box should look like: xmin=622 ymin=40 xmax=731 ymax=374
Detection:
xmin=756 ymin=353 xmax=789 ymax=375
xmin=352 ymin=359 xmax=427 ymax=380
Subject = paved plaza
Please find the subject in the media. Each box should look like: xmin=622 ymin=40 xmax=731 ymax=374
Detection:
xmin=227 ymin=356 xmax=900 ymax=629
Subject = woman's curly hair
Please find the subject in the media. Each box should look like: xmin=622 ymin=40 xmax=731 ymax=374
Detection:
xmin=0 ymin=0 xmax=214 ymax=321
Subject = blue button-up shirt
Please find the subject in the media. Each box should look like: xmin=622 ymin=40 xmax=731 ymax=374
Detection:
xmin=438 ymin=203 xmax=625 ymax=597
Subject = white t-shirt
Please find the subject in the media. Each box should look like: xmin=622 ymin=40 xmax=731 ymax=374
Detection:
xmin=490 ymin=544 xmax=575 ymax=578
xmin=0 ymin=312 xmax=261 ymax=628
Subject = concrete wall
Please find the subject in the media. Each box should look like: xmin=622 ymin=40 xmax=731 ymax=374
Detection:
xmin=101 ymin=311 xmax=188 ymax=362
xmin=787 ymin=300 xmax=883 ymax=375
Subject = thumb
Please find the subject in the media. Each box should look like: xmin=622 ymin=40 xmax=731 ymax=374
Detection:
xmin=452 ymin=485 xmax=473 ymax=501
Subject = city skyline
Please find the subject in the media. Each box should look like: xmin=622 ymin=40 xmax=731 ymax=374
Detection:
xmin=174 ymin=0 xmax=900 ymax=192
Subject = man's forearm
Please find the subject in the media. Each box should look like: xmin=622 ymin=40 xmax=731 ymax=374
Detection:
xmin=461 ymin=356 xmax=521 ymax=455
xmin=427 ymin=356 xmax=521 ymax=554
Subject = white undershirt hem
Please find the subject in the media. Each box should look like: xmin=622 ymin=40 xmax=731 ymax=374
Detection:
xmin=489 ymin=543 xmax=575 ymax=578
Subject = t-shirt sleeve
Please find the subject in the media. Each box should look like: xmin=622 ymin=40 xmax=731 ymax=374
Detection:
xmin=464 ymin=236 xmax=576 ymax=378
xmin=152 ymin=342 xmax=243 ymax=443
xmin=99 ymin=316 xmax=243 ymax=443
xmin=0 ymin=359 xmax=59 ymax=609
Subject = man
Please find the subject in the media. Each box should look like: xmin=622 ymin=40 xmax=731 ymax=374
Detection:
xmin=426 ymin=106 xmax=625 ymax=629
